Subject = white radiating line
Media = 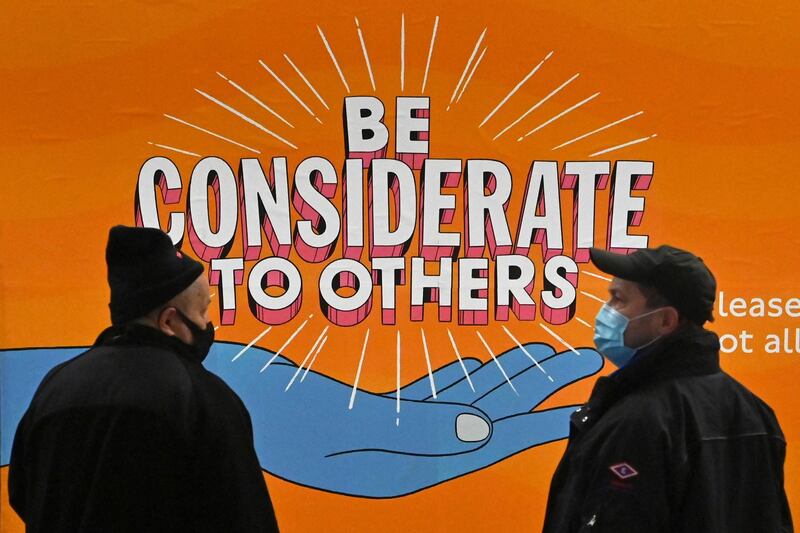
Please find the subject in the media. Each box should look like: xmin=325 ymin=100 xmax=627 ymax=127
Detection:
xmin=492 ymin=73 xmax=579 ymax=141
xmin=396 ymin=331 xmax=401 ymax=425
xmin=420 ymin=328 xmax=437 ymax=398
xmin=501 ymin=325 xmax=554 ymax=382
xmin=518 ymin=92 xmax=601 ymax=141
xmin=575 ymin=317 xmax=594 ymax=330
xmin=455 ymin=46 xmax=487 ymax=104
xmin=194 ymin=89 xmax=298 ymax=150
xmin=475 ymin=331 xmax=518 ymax=396
xmin=258 ymin=60 xmax=320 ymax=122
xmin=590 ymin=134 xmax=657 ymax=157
xmin=285 ymin=326 xmax=329 ymax=391
xmin=147 ymin=141 xmax=200 ymax=157
xmin=317 ymin=25 xmax=351 ymax=93
xmin=283 ymin=54 xmax=329 ymax=111
xmin=582 ymin=270 xmax=612 ymax=282
xmin=446 ymin=329 xmax=475 ymax=391
xmin=420 ymin=16 xmax=439 ymax=93
xmin=348 ymin=329 xmax=370 ymax=410
xmin=552 ymin=110 xmax=643 ymax=150
xmin=480 ymin=50 xmax=553 ymax=127
xmin=260 ymin=314 xmax=314 ymax=372
xmin=210 ymin=293 xmax=216 ymax=298
xmin=448 ymin=27 xmax=487 ymax=108
xmin=214 ymin=326 xmax=220 ymax=331
xmin=163 ymin=114 xmax=261 ymax=154
xmin=231 ymin=326 xmax=273 ymax=361
xmin=216 ymin=71 xmax=294 ymax=128
xmin=580 ymin=290 xmax=606 ymax=304
xmin=301 ymin=335 xmax=328 ymax=382
xmin=539 ymin=323 xmax=581 ymax=356
xmin=354 ymin=17 xmax=376 ymax=91
xmin=400 ymin=14 xmax=405 ymax=92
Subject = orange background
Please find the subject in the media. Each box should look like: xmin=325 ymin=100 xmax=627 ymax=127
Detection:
xmin=2 ymin=1 xmax=799 ymax=531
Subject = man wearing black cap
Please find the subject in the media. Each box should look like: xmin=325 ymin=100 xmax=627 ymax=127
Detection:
xmin=9 ymin=226 xmax=279 ymax=532
xmin=542 ymin=245 xmax=792 ymax=532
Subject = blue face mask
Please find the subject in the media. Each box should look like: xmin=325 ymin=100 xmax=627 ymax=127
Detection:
xmin=594 ymin=304 xmax=664 ymax=368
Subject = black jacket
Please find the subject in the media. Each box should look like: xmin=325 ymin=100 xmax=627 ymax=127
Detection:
xmin=9 ymin=324 xmax=279 ymax=533
xmin=542 ymin=326 xmax=792 ymax=532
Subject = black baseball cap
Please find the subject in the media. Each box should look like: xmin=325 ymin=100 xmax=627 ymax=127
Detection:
xmin=589 ymin=245 xmax=716 ymax=325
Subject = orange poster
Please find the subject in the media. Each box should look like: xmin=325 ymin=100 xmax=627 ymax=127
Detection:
xmin=2 ymin=1 xmax=798 ymax=531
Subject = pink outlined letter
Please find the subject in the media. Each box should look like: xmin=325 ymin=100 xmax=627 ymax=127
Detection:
xmin=239 ymin=157 xmax=292 ymax=261
xmin=210 ymin=258 xmax=244 ymax=325
xmin=187 ymin=157 xmax=238 ymax=262
xmin=247 ymin=257 xmax=302 ymax=325
xmin=540 ymin=255 xmax=578 ymax=325
xmin=495 ymin=254 xmax=537 ymax=321
xmin=419 ymin=158 xmax=461 ymax=261
xmin=319 ymin=259 xmax=373 ymax=326
xmin=410 ymin=257 xmax=453 ymax=322
xmin=372 ymin=257 xmax=405 ymax=325
xmin=458 ymin=258 xmax=489 ymax=325
xmin=292 ymin=157 xmax=340 ymax=263
xmin=344 ymin=96 xmax=389 ymax=169
xmin=135 ymin=157 xmax=185 ymax=245
xmin=464 ymin=159 xmax=513 ymax=259
xmin=395 ymin=96 xmax=430 ymax=170
xmin=560 ymin=161 xmax=610 ymax=263
xmin=342 ymin=158 xmax=365 ymax=260
xmin=368 ymin=159 xmax=417 ymax=258
xmin=515 ymin=161 xmax=564 ymax=261
xmin=606 ymin=161 xmax=653 ymax=254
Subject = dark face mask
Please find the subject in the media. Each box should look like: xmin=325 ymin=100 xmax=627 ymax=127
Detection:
xmin=174 ymin=308 xmax=215 ymax=361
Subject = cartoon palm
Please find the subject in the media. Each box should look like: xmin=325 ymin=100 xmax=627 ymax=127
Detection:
xmin=1 ymin=340 xmax=602 ymax=498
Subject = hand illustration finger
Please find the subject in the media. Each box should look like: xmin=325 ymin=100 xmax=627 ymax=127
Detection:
xmin=383 ymin=357 xmax=482 ymax=400
xmin=473 ymin=348 xmax=603 ymax=419
xmin=434 ymin=343 xmax=556 ymax=404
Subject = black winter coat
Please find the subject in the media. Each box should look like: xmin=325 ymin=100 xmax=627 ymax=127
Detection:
xmin=542 ymin=326 xmax=792 ymax=533
xmin=9 ymin=324 xmax=279 ymax=533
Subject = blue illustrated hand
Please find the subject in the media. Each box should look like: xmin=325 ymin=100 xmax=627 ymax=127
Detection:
xmin=1 ymin=340 xmax=603 ymax=498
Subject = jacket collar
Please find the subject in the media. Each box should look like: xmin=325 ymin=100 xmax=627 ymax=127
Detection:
xmin=94 ymin=323 xmax=205 ymax=363
xmin=586 ymin=324 xmax=720 ymax=414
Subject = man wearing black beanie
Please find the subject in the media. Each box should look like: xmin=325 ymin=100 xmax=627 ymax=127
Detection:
xmin=9 ymin=226 xmax=280 ymax=532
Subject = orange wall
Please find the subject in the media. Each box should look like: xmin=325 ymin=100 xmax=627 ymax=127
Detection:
xmin=2 ymin=1 xmax=799 ymax=531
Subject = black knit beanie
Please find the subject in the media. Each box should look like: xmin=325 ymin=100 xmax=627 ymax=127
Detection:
xmin=106 ymin=225 xmax=204 ymax=325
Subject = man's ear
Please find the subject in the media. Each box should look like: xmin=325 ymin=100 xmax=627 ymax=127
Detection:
xmin=659 ymin=306 xmax=681 ymax=335
xmin=157 ymin=307 xmax=180 ymax=337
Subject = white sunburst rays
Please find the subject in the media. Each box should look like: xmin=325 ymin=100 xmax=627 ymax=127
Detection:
xmin=396 ymin=330 xmax=402 ymax=426
xmin=517 ymin=91 xmax=601 ymax=142
xmin=161 ymin=31 xmax=344 ymax=155
xmin=216 ymin=71 xmax=295 ymax=129
xmin=552 ymin=111 xmax=643 ymax=150
xmin=447 ymin=27 xmax=487 ymax=111
xmin=300 ymin=335 xmax=328 ymax=382
xmin=420 ymin=15 xmax=440 ymax=93
xmin=260 ymin=315 xmax=314 ymax=372
xmin=258 ymin=60 xmax=324 ymax=124
xmin=146 ymin=141 xmax=200 ymax=158
xmin=475 ymin=331 xmax=518 ymax=396
xmin=284 ymin=326 xmax=330 ymax=391
xmin=348 ymin=329 xmax=371 ymax=410
xmin=193 ymin=88 xmax=299 ymax=150
xmin=162 ymin=113 xmax=261 ymax=154
xmin=354 ymin=16 xmax=377 ymax=91
xmin=317 ymin=24 xmax=351 ymax=93
xmin=492 ymin=73 xmax=580 ymax=141
xmin=479 ymin=50 xmax=554 ymax=128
